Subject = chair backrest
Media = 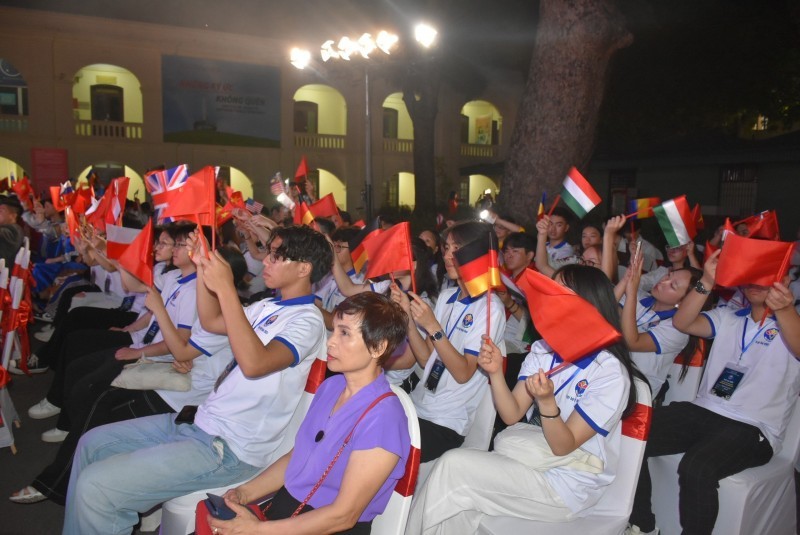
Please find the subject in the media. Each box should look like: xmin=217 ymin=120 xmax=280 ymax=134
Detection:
xmin=462 ymin=385 xmax=496 ymax=450
xmin=776 ymin=394 xmax=800 ymax=464
xmin=272 ymin=354 xmax=328 ymax=458
xmin=664 ymin=340 xmax=706 ymax=406
xmin=589 ymin=377 xmax=653 ymax=518
xmin=371 ymin=385 xmax=421 ymax=535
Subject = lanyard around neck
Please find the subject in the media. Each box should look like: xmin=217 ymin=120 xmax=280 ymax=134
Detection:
xmin=739 ymin=317 xmax=772 ymax=361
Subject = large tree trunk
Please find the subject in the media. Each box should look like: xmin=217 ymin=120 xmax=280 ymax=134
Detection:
xmin=404 ymin=65 xmax=440 ymax=218
xmin=498 ymin=0 xmax=632 ymax=227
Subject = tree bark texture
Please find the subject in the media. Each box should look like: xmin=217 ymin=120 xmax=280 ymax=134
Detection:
xmin=404 ymin=63 xmax=440 ymax=218
xmin=498 ymin=0 xmax=632 ymax=227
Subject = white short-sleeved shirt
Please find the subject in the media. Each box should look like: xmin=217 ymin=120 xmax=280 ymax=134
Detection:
xmin=625 ymin=293 xmax=688 ymax=394
xmin=519 ymin=340 xmax=630 ymax=514
xmin=315 ymin=268 xmax=365 ymax=313
xmin=385 ymin=291 xmax=434 ymax=385
xmin=240 ymin=250 xmax=266 ymax=297
xmin=693 ymin=306 xmax=800 ymax=453
xmin=128 ymin=271 xmax=197 ymax=351
xmin=154 ymin=319 xmax=233 ymax=411
xmin=546 ymin=241 xmax=575 ymax=268
xmin=411 ymin=287 xmax=507 ymax=435
xmin=194 ymin=294 xmax=326 ymax=467
xmin=152 ymin=261 xmax=172 ymax=292
xmin=104 ymin=270 xmax=147 ymax=314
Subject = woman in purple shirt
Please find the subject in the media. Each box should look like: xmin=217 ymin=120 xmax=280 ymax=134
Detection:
xmin=200 ymin=293 xmax=411 ymax=535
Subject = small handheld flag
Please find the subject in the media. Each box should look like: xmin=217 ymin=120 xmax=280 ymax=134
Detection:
xmin=561 ymin=167 xmax=601 ymax=219
xmin=626 ymin=197 xmax=661 ymax=220
xmin=653 ymin=195 xmax=696 ymax=248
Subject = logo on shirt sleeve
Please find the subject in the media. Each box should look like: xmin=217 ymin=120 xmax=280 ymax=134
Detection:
xmin=574 ymin=379 xmax=589 ymax=398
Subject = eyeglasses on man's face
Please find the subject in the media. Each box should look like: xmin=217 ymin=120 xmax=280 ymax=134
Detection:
xmin=155 ymin=240 xmax=175 ymax=249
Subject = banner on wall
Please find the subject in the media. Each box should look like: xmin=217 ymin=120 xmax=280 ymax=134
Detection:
xmin=475 ymin=115 xmax=492 ymax=145
xmin=30 ymin=148 xmax=69 ymax=194
xmin=161 ymin=55 xmax=281 ymax=148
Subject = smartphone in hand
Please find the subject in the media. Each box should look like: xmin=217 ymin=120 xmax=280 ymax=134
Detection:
xmin=205 ymin=493 xmax=236 ymax=520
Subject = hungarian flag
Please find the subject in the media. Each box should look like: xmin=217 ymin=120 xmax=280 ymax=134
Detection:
xmin=363 ymin=222 xmax=414 ymax=280
xmin=732 ymin=210 xmax=780 ymax=241
xmin=653 ymin=195 xmax=696 ymax=248
xmin=106 ymin=224 xmax=142 ymax=260
xmin=159 ymin=166 xmax=216 ymax=226
xmin=561 ymin=167 xmax=601 ymax=219
xmin=11 ymin=176 xmax=34 ymax=209
xmin=516 ymin=268 xmax=622 ymax=363
xmin=627 ymin=197 xmax=661 ymax=220
xmin=349 ymin=218 xmax=381 ymax=273
xmin=453 ymin=233 xmax=502 ymax=298
xmin=295 ymin=156 xmax=309 ymax=180
xmin=536 ymin=192 xmax=546 ymax=221
xmin=692 ymin=204 xmax=705 ymax=231
xmin=715 ymin=232 xmax=793 ymax=288
xmin=118 ymin=220 xmax=154 ymax=287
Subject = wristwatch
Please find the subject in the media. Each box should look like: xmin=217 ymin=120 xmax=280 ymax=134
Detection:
xmin=430 ymin=329 xmax=445 ymax=342
xmin=693 ymin=280 xmax=710 ymax=295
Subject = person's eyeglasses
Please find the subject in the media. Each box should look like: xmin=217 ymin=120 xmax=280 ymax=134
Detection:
xmin=577 ymin=257 xmax=599 ymax=267
xmin=174 ymin=242 xmax=189 ymax=249
xmin=333 ymin=243 xmax=349 ymax=252
xmin=265 ymin=249 xmax=294 ymax=264
xmin=155 ymin=241 xmax=175 ymax=248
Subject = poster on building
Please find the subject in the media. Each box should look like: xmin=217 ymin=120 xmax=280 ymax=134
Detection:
xmin=30 ymin=147 xmax=69 ymax=192
xmin=161 ymin=55 xmax=281 ymax=148
xmin=475 ymin=115 xmax=492 ymax=145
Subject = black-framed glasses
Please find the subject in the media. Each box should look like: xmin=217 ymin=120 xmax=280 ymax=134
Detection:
xmin=333 ymin=243 xmax=349 ymax=252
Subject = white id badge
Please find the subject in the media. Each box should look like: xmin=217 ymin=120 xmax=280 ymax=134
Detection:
xmin=710 ymin=362 xmax=749 ymax=400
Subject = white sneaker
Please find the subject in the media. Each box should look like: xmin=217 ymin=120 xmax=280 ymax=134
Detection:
xmin=41 ymin=428 xmax=68 ymax=443
xmin=624 ymin=525 xmax=659 ymax=535
xmin=9 ymin=354 xmax=49 ymax=375
xmin=28 ymin=398 xmax=61 ymax=419
xmin=34 ymin=325 xmax=55 ymax=342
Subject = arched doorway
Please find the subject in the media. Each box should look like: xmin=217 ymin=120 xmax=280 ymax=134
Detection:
xmin=318 ymin=168 xmax=346 ymax=210
xmin=468 ymin=175 xmax=499 ymax=207
xmin=381 ymin=93 xmax=413 ymax=152
xmin=0 ymin=59 xmax=28 ymax=132
xmin=72 ymin=64 xmax=143 ymax=139
xmin=293 ymin=85 xmax=347 ymax=149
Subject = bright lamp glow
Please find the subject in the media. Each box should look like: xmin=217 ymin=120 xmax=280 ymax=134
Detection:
xmin=358 ymin=33 xmax=376 ymax=58
xmin=414 ymin=23 xmax=437 ymax=48
xmin=290 ymin=48 xmax=311 ymax=69
xmin=375 ymin=30 xmax=399 ymax=54
xmin=320 ymin=40 xmax=338 ymax=62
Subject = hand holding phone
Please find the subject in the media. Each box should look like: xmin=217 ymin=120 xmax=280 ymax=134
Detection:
xmin=205 ymin=493 xmax=237 ymax=520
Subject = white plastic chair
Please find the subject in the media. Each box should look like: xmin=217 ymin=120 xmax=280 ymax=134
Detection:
xmin=371 ymin=385 xmax=421 ymax=535
xmin=415 ymin=385 xmax=497 ymax=491
xmin=476 ymin=377 xmax=653 ymax=535
xmin=663 ymin=340 xmax=707 ymax=406
xmin=158 ymin=355 xmax=328 ymax=535
xmin=650 ymin=395 xmax=800 ymax=535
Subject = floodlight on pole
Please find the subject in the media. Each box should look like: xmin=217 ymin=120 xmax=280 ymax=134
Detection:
xmin=414 ymin=23 xmax=438 ymax=48
xmin=290 ymin=48 xmax=311 ymax=69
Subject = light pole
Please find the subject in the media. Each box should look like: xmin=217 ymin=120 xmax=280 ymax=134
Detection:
xmin=291 ymin=24 xmax=437 ymax=221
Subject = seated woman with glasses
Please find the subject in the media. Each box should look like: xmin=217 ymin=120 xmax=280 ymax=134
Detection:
xmin=198 ymin=293 xmax=411 ymax=535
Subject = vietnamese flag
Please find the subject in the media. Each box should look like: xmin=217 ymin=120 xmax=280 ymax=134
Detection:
xmin=309 ymin=193 xmax=339 ymax=219
xmin=160 ymin=166 xmax=216 ymax=226
xmin=64 ymin=206 xmax=80 ymax=245
xmin=11 ymin=176 xmax=34 ymax=209
xmin=715 ymin=232 xmax=793 ymax=288
xmin=363 ymin=222 xmax=414 ymax=280
xmin=453 ymin=233 xmax=502 ymax=298
xmin=516 ymin=268 xmax=622 ymax=364
xmin=106 ymin=224 xmax=142 ymax=260
xmin=229 ymin=191 xmax=245 ymax=209
xmin=692 ymin=204 xmax=705 ymax=231
xmin=295 ymin=156 xmax=309 ymax=180
xmin=349 ymin=218 xmax=381 ymax=273
xmin=732 ymin=210 xmax=780 ymax=241
xmin=216 ymin=203 xmax=234 ymax=227
xmin=118 ymin=220 xmax=154 ymax=287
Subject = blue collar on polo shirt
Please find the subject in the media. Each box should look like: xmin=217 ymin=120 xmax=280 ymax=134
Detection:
xmin=446 ymin=290 xmax=481 ymax=305
xmin=548 ymin=240 xmax=568 ymax=249
xmin=346 ymin=268 xmax=356 ymax=277
xmin=639 ymin=296 xmax=677 ymax=320
xmin=274 ymin=294 xmax=316 ymax=306
xmin=735 ymin=306 xmax=776 ymax=320
xmin=177 ymin=272 xmax=197 ymax=284
xmin=552 ymin=350 xmax=601 ymax=369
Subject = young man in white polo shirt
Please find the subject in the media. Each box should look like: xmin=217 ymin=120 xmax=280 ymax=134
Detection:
xmin=629 ymin=250 xmax=800 ymax=535
xmin=64 ymin=225 xmax=332 ymax=535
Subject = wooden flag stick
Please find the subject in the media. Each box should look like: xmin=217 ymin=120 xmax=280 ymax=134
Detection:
xmin=486 ymin=287 xmax=492 ymax=339
xmin=547 ymin=194 xmax=561 ymax=217
xmin=624 ymin=211 xmax=639 ymax=220
xmin=545 ymin=360 xmax=572 ymax=378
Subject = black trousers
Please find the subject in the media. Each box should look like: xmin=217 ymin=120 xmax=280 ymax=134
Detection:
xmin=39 ymin=306 xmax=137 ymax=367
xmin=33 ymin=386 xmax=174 ymax=505
xmin=45 ymin=329 xmax=132 ymax=408
xmin=630 ymin=402 xmax=773 ymax=535
xmin=418 ymin=418 xmax=465 ymax=463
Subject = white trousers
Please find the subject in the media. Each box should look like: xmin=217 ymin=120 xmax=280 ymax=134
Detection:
xmin=405 ymin=448 xmax=573 ymax=535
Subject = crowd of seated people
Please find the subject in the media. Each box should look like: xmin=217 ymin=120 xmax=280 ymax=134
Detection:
xmin=1 ymin=182 xmax=799 ymax=535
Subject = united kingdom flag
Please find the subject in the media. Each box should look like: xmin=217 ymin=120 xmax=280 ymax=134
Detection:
xmin=145 ymin=164 xmax=189 ymax=222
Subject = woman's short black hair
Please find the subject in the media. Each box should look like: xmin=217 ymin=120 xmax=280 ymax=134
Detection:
xmin=334 ymin=293 xmax=408 ymax=366
xmin=165 ymin=222 xmax=197 ymax=242
xmin=268 ymin=225 xmax=333 ymax=284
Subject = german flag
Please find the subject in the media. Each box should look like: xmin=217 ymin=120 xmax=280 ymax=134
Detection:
xmin=349 ymin=218 xmax=381 ymax=273
xmin=453 ymin=233 xmax=502 ymax=297
xmin=293 ymin=202 xmax=314 ymax=226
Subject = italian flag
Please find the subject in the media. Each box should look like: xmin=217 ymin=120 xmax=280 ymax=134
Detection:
xmin=653 ymin=195 xmax=697 ymax=248
xmin=561 ymin=167 xmax=601 ymax=219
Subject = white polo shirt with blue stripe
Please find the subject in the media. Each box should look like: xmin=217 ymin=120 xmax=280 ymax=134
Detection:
xmin=519 ymin=340 xmax=630 ymax=514
xmin=194 ymin=294 xmax=326 ymax=467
